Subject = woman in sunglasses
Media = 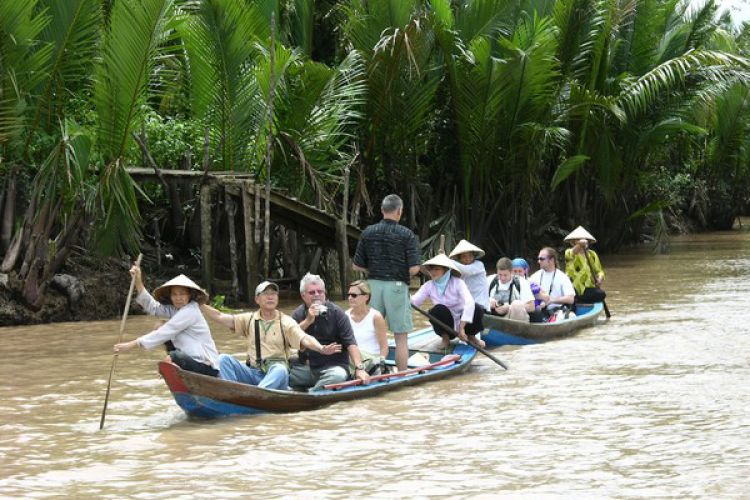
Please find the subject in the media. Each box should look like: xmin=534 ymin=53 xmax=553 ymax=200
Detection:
xmin=345 ymin=280 xmax=388 ymax=371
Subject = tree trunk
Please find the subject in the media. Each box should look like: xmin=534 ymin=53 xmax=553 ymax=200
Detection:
xmin=1 ymin=173 xmax=17 ymax=252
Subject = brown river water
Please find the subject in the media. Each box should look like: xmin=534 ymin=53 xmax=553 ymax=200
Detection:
xmin=1 ymin=230 xmax=750 ymax=498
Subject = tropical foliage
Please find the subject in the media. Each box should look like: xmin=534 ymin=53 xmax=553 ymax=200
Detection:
xmin=1 ymin=0 xmax=749 ymax=308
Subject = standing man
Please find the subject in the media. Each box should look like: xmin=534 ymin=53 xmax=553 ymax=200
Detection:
xmin=291 ymin=273 xmax=369 ymax=391
xmin=353 ymin=194 xmax=421 ymax=372
xmin=201 ymin=281 xmax=341 ymax=390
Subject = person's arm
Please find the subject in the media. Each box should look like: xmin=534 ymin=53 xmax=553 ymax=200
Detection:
xmin=130 ymin=263 xmax=145 ymax=294
xmin=347 ymin=344 xmax=369 ymax=382
xmin=407 ymin=232 xmax=421 ymax=277
xmin=117 ymin=304 xmax=197 ymax=353
xmin=410 ymin=282 xmax=430 ymax=307
xmin=113 ymin=338 xmax=140 ymax=353
xmin=457 ymin=279 xmax=475 ymax=326
xmin=589 ymin=250 xmax=605 ymax=285
xmin=300 ymin=334 xmax=341 ymax=355
xmin=551 ymin=275 xmax=575 ymax=306
xmin=297 ymin=304 xmax=324 ymax=331
xmin=352 ymin=236 xmax=368 ymax=272
xmin=200 ymin=304 xmax=235 ymax=330
xmin=373 ymin=311 xmax=389 ymax=358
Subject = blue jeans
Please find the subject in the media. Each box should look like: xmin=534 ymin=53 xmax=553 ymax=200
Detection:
xmin=218 ymin=354 xmax=289 ymax=390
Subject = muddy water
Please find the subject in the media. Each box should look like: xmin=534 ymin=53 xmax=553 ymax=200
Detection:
xmin=1 ymin=230 xmax=750 ymax=498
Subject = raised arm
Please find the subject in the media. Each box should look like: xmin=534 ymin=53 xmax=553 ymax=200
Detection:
xmin=200 ymin=304 xmax=235 ymax=330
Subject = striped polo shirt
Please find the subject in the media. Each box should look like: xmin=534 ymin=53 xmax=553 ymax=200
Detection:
xmin=353 ymin=219 xmax=420 ymax=284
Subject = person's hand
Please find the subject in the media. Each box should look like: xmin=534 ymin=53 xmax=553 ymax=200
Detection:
xmin=306 ymin=303 xmax=324 ymax=323
xmin=596 ymin=274 xmax=604 ymax=286
xmin=489 ymin=298 xmax=498 ymax=309
xmin=319 ymin=343 xmax=341 ymax=355
xmin=113 ymin=339 xmax=138 ymax=354
xmin=457 ymin=327 xmax=468 ymax=343
xmin=494 ymin=303 xmax=509 ymax=315
xmin=355 ymin=368 xmax=370 ymax=383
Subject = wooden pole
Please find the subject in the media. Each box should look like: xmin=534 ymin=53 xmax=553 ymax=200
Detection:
xmin=410 ymin=304 xmax=509 ymax=370
xmin=337 ymin=167 xmax=351 ymax=299
xmin=225 ymin=189 xmax=240 ymax=302
xmin=242 ymin=180 xmax=258 ymax=299
xmin=263 ymin=13 xmax=277 ymax=278
xmin=99 ymin=253 xmax=143 ymax=430
xmin=200 ymin=183 xmax=213 ymax=295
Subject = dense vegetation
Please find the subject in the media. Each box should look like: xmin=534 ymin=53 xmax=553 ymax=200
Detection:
xmin=1 ymin=0 xmax=749 ymax=309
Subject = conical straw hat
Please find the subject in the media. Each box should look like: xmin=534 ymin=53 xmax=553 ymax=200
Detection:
xmin=422 ymin=253 xmax=462 ymax=277
xmin=153 ymin=274 xmax=208 ymax=304
xmin=449 ymin=239 xmax=485 ymax=259
xmin=564 ymin=226 xmax=596 ymax=244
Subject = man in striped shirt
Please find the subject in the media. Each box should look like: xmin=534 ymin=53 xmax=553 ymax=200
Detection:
xmin=353 ymin=194 xmax=421 ymax=372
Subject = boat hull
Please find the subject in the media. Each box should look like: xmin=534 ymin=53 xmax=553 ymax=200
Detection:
xmin=159 ymin=327 xmax=476 ymax=418
xmin=482 ymin=303 xmax=604 ymax=346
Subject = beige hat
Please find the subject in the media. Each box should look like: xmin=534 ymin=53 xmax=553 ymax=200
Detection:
xmin=564 ymin=226 xmax=596 ymax=243
xmin=255 ymin=280 xmax=279 ymax=296
xmin=449 ymin=239 xmax=485 ymax=259
xmin=422 ymin=253 xmax=461 ymax=277
xmin=153 ymin=274 xmax=208 ymax=304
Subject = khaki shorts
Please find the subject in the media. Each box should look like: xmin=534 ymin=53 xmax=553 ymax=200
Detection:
xmin=368 ymin=279 xmax=413 ymax=334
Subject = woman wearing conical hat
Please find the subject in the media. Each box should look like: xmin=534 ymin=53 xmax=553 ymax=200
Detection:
xmin=411 ymin=253 xmax=485 ymax=349
xmin=563 ymin=226 xmax=606 ymax=304
xmin=114 ymin=263 xmax=220 ymax=377
xmin=449 ymin=239 xmax=490 ymax=311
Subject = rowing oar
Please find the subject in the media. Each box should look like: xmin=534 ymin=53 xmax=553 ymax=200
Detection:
xmin=99 ymin=253 xmax=142 ymax=430
xmin=583 ymin=249 xmax=611 ymax=318
xmin=410 ymin=304 xmax=508 ymax=370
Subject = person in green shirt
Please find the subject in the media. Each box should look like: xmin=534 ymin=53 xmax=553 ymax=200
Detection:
xmin=564 ymin=226 xmax=606 ymax=304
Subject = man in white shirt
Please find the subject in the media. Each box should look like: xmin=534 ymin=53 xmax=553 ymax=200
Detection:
xmin=487 ymin=257 xmax=535 ymax=322
xmin=529 ymin=247 xmax=575 ymax=322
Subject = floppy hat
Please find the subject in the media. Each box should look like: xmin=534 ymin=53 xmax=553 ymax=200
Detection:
xmin=255 ymin=280 xmax=279 ymax=296
xmin=449 ymin=239 xmax=485 ymax=259
xmin=422 ymin=253 xmax=461 ymax=277
xmin=153 ymin=274 xmax=208 ymax=304
xmin=564 ymin=226 xmax=596 ymax=244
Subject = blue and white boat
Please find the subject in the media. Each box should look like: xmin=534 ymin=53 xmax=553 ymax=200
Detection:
xmin=482 ymin=303 xmax=604 ymax=346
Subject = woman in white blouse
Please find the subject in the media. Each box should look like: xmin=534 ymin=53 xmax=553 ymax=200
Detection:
xmin=113 ymin=264 xmax=220 ymax=377
xmin=345 ymin=280 xmax=388 ymax=365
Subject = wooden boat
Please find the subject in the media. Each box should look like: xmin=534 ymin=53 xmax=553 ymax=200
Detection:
xmin=158 ymin=327 xmax=476 ymax=418
xmin=482 ymin=302 xmax=604 ymax=346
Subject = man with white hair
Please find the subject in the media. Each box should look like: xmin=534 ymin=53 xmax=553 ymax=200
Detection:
xmin=290 ymin=273 xmax=369 ymax=391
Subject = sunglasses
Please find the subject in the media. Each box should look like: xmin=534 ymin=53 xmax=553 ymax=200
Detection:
xmin=537 ymin=256 xmax=549 ymax=261
xmin=347 ymin=292 xmax=367 ymax=298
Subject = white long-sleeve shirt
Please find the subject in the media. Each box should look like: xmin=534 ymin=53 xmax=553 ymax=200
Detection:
xmin=135 ymin=289 xmax=219 ymax=368
xmin=452 ymin=260 xmax=490 ymax=310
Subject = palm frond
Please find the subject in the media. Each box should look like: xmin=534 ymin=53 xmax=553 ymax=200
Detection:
xmin=94 ymin=0 xmax=176 ymax=161
xmin=0 ymin=0 xmax=51 ymax=146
